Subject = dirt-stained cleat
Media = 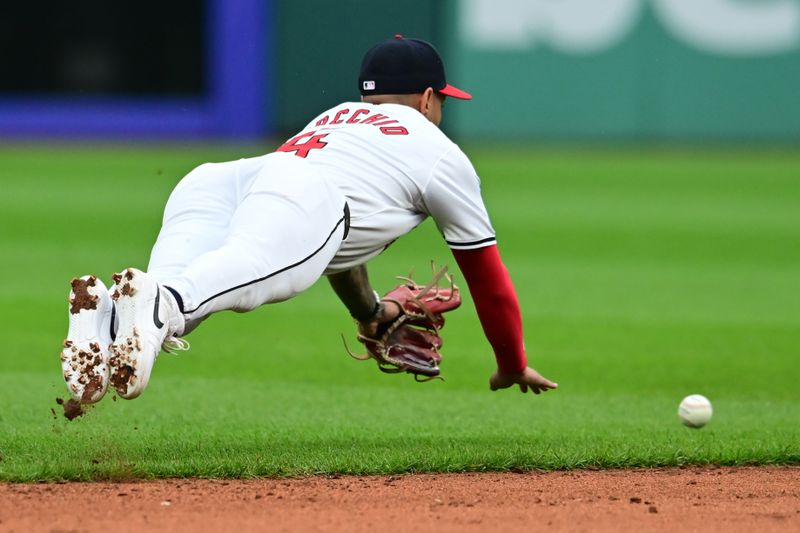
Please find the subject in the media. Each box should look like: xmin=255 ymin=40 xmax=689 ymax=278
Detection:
xmin=108 ymin=268 xmax=187 ymax=400
xmin=61 ymin=275 xmax=114 ymax=404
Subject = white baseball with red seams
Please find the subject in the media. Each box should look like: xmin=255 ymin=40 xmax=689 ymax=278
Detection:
xmin=678 ymin=394 xmax=713 ymax=428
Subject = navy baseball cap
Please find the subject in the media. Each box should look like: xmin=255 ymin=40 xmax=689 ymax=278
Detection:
xmin=359 ymin=35 xmax=472 ymax=100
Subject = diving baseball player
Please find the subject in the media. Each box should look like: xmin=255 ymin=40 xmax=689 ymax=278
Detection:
xmin=61 ymin=36 xmax=558 ymax=403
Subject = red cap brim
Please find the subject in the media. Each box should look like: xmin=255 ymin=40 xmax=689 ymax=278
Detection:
xmin=439 ymin=84 xmax=472 ymax=100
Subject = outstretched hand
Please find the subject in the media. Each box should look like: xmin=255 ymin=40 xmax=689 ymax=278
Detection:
xmin=490 ymin=366 xmax=558 ymax=395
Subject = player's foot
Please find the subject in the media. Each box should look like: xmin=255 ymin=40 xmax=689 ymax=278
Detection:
xmin=108 ymin=268 xmax=187 ymax=400
xmin=61 ymin=275 xmax=114 ymax=404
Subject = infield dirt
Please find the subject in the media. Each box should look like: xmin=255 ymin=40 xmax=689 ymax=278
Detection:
xmin=0 ymin=467 xmax=798 ymax=532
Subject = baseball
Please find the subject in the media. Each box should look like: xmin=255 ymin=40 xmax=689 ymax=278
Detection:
xmin=678 ymin=394 xmax=713 ymax=428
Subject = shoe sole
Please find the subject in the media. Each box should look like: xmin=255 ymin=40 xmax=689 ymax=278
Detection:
xmin=61 ymin=275 xmax=111 ymax=404
xmin=108 ymin=268 xmax=158 ymax=400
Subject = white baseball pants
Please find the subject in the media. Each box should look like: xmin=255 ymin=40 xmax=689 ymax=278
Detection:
xmin=147 ymin=154 xmax=348 ymax=333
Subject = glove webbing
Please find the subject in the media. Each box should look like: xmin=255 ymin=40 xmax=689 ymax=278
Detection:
xmin=343 ymin=265 xmax=453 ymax=381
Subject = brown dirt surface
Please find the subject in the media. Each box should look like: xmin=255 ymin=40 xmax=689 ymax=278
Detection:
xmin=0 ymin=467 xmax=798 ymax=532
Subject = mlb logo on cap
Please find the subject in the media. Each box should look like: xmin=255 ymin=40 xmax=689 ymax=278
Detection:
xmin=363 ymin=80 xmax=376 ymax=91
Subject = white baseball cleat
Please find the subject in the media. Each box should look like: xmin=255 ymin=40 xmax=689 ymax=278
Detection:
xmin=61 ymin=275 xmax=114 ymax=404
xmin=108 ymin=268 xmax=187 ymax=400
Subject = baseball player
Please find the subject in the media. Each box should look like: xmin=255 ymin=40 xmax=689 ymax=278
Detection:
xmin=61 ymin=36 xmax=558 ymax=403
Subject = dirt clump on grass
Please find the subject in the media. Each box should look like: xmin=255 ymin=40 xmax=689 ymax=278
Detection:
xmin=54 ymin=397 xmax=85 ymax=421
xmin=0 ymin=467 xmax=797 ymax=532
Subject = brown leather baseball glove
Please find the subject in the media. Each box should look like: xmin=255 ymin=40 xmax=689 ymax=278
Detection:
xmin=346 ymin=266 xmax=461 ymax=381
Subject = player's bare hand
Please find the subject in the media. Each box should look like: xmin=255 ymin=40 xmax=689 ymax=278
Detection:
xmin=490 ymin=367 xmax=558 ymax=395
xmin=357 ymin=300 xmax=402 ymax=338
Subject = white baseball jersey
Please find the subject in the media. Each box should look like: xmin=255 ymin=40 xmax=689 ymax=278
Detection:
xmin=148 ymin=101 xmax=498 ymax=323
xmin=277 ymin=102 xmax=497 ymax=273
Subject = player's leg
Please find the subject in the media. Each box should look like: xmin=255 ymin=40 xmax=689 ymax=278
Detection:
xmin=147 ymin=161 xmax=243 ymax=281
xmin=162 ymin=158 xmax=348 ymax=320
xmin=99 ymin=161 xmax=241 ymax=399
xmin=109 ymin=156 xmax=347 ymax=399
xmin=62 ymin=161 xmax=247 ymax=402
xmin=144 ymin=160 xmax=251 ymax=334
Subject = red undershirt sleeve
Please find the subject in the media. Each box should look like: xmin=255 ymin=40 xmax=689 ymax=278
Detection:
xmin=451 ymin=245 xmax=527 ymax=374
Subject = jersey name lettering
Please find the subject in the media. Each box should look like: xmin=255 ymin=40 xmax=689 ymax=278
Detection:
xmin=314 ymin=108 xmax=409 ymax=135
xmin=329 ymin=108 xmax=350 ymax=125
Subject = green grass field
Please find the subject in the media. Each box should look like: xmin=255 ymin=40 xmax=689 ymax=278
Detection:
xmin=0 ymin=144 xmax=798 ymax=481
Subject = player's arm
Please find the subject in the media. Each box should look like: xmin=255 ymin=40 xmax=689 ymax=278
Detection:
xmin=327 ymin=265 xmax=400 ymax=337
xmin=452 ymin=245 xmax=558 ymax=394
xmin=422 ymin=147 xmax=556 ymax=394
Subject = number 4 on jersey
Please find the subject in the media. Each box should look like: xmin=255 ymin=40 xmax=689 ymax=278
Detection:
xmin=276 ymin=131 xmax=329 ymax=158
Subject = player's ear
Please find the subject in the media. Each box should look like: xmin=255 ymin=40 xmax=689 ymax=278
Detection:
xmin=420 ymin=88 xmax=435 ymax=114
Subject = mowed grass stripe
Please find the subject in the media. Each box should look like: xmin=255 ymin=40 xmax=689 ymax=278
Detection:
xmin=0 ymin=145 xmax=797 ymax=481
xmin=3 ymin=373 xmax=798 ymax=481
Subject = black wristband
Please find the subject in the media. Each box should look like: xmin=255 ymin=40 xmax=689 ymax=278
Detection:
xmin=351 ymin=299 xmax=381 ymax=323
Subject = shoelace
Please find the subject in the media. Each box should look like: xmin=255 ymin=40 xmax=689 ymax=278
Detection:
xmin=162 ymin=335 xmax=190 ymax=354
